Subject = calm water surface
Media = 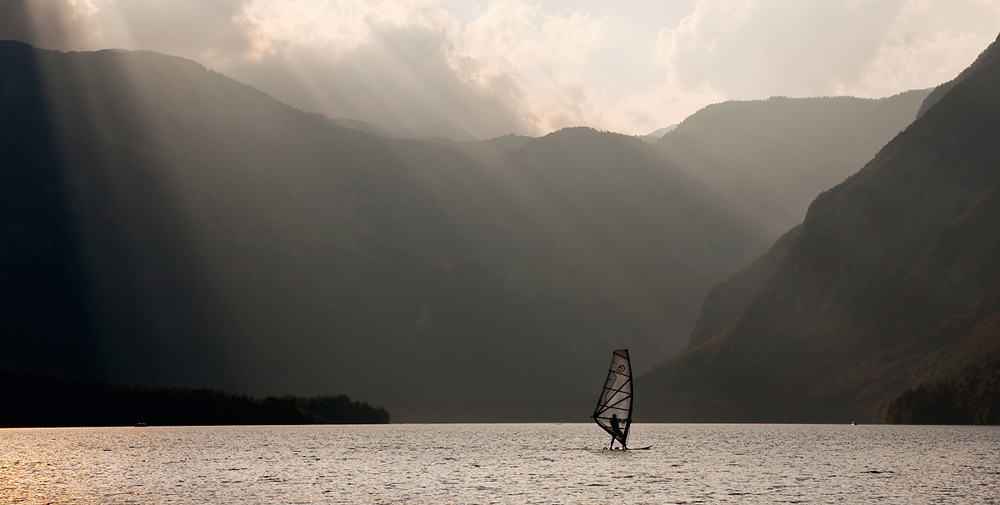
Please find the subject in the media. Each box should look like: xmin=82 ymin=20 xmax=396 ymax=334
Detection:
xmin=1 ymin=423 xmax=998 ymax=504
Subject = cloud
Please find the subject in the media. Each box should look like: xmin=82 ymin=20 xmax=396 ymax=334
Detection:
xmin=652 ymin=0 xmax=909 ymax=99
xmin=849 ymin=0 xmax=1000 ymax=95
xmin=226 ymin=23 xmax=529 ymax=139
xmin=225 ymin=0 xmax=538 ymax=138
xmin=605 ymin=78 xmax=727 ymax=135
xmin=71 ymin=0 xmax=612 ymax=138
xmin=95 ymin=0 xmax=255 ymax=66
xmin=459 ymin=0 xmax=612 ymax=133
xmin=229 ymin=0 xmax=614 ymax=137
xmin=0 ymin=0 xmax=534 ymax=138
xmin=243 ymin=0 xmax=460 ymax=56
xmin=2 ymin=0 xmax=999 ymax=137
xmin=0 ymin=0 xmax=100 ymax=50
xmin=651 ymin=0 xmax=1000 ymax=101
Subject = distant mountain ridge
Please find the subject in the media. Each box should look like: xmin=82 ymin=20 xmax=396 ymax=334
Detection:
xmin=656 ymin=91 xmax=931 ymax=239
xmin=327 ymin=117 xmax=393 ymax=137
xmin=642 ymin=33 xmax=1000 ymax=423
xmin=641 ymin=125 xmax=677 ymax=143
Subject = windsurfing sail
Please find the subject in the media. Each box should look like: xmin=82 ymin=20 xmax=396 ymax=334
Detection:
xmin=593 ymin=349 xmax=632 ymax=449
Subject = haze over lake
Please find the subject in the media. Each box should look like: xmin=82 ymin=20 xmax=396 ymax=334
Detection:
xmin=3 ymin=424 xmax=998 ymax=504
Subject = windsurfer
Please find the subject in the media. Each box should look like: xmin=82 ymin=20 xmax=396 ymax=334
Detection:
xmin=610 ymin=414 xmax=626 ymax=450
xmin=594 ymin=349 xmax=635 ymax=451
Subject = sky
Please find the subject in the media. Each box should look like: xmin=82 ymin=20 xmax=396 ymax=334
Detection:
xmin=6 ymin=0 xmax=1000 ymax=138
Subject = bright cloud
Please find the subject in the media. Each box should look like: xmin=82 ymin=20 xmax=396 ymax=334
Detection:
xmin=653 ymin=0 xmax=908 ymax=99
xmin=459 ymin=0 xmax=611 ymax=133
xmin=652 ymin=0 xmax=1000 ymax=100
xmin=237 ymin=0 xmax=614 ymax=136
xmin=2 ymin=0 xmax=999 ymax=137
xmin=848 ymin=0 xmax=1000 ymax=95
xmin=243 ymin=0 xmax=459 ymax=55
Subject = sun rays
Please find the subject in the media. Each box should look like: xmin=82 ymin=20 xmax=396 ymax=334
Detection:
xmin=6 ymin=0 xmax=1000 ymax=138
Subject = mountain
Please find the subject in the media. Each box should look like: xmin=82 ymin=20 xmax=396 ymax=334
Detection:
xmin=0 ymin=41 xmax=768 ymax=421
xmin=685 ymin=224 xmax=802 ymax=348
xmin=407 ymin=120 xmax=478 ymax=142
xmin=328 ymin=117 xmax=393 ymax=137
xmin=482 ymin=128 xmax=769 ymax=364
xmin=641 ymin=33 xmax=1000 ymax=423
xmin=915 ymin=38 xmax=1000 ymax=119
xmin=423 ymin=134 xmax=535 ymax=164
xmin=641 ymin=125 xmax=677 ymax=143
xmin=656 ymin=91 xmax=930 ymax=239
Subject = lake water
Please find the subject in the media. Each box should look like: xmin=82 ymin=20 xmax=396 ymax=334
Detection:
xmin=1 ymin=423 xmax=998 ymax=504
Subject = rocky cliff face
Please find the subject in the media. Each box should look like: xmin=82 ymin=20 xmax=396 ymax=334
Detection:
xmin=642 ymin=33 xmax=1000 ymax=423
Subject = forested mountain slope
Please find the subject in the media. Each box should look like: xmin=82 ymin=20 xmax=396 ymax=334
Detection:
xmin=642 ymin=34 xmax=1000 ymax=423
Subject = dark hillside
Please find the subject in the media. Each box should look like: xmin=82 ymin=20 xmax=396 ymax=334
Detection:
xmin=0 ymin=372 xmax=389 ymax=427
xmin=686 ymin=225 xmax=802 ymax=347
xmin=643 ymin=33 xmax=1000 ymax=423
xmin=882 ymin=359 xmax=1000 ymax=425
xmin=0 ymin=42 xmax=765 ymax=421
xmin=915 ymin=38 xmax=1000 ymax=118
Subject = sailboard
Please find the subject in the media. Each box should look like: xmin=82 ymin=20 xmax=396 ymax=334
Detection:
xmin=593 ymin=349 xmax=634 ymax=450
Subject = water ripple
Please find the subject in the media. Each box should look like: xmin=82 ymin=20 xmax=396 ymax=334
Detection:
xmin=1 ymin=424 xmax=998 ymax=504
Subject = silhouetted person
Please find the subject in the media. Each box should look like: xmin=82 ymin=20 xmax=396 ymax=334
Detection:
xmin=610 ymin=413 xmax=626 ymax=450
